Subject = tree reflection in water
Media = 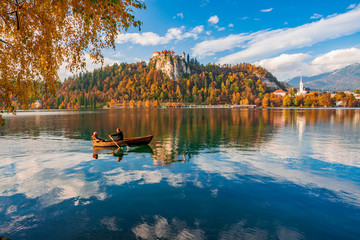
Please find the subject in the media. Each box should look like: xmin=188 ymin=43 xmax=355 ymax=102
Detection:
xmin=93 ymin=144 xmax=190 ymax=166
xmin=2 ymin=108 xmax=359 ymax=167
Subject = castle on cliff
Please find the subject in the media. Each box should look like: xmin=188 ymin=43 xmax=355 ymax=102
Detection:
xmin=149 ymin=50 xmax=190 ymax=80
xmin=152 ymin=50 xmax=186 ymax=59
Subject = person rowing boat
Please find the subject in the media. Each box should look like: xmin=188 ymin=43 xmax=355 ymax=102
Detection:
xmin=91 ymin=128 xmax=152 ymax=147
xmin=92 ymin=135 xmax=153 ymax=147
xmin=109 ymin=128 xmax=124 ymax=141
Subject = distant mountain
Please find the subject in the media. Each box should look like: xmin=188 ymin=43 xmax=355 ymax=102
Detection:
xmin=287 ymin=63 xmax=360 ymax=91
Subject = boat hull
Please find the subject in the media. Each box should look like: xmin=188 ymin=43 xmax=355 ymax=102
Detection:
xmin=92 ymin=135 xmax=153 ymax=147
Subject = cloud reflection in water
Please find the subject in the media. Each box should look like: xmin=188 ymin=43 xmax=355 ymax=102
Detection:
xmin=132 ymin=215 xmax=205 ymax=240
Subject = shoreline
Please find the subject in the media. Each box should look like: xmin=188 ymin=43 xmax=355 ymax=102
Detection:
xmin=6 ymin=105 xmax=360 ymax=114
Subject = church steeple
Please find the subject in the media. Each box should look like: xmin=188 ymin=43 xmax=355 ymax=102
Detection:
xmin=299 ymin=74 xmax=304 ymax=92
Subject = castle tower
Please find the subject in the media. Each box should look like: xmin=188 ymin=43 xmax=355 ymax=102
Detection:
xmin=182 ymin=51 xmax=185 ymax=59
xmin=152 ymin=51 xmax=160 ymax=57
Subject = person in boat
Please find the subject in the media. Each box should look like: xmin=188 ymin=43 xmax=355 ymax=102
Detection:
xmin=92 ymin=132 xmax=105 ymax=142
xmin=109 ymin=128 xmax=124 ymax=141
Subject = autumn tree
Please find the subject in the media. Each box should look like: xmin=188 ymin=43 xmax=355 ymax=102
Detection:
xmin=0 ymin=0 xmax=145 ymax=121
xmin=137 ymin=100 xmax=142 ymax=108
xmin=153 ymin=100 xmax=160 ymax=108
xmin=270 ymin=94 xmax=282 ymax=107
xmin=344 ymin=94 xmax=357 ymax=107
xmin=262 ymin=94 xmax=270 ymax=107
xmin=49 ymin=60 xmax=284 ymax=109
xmin=129 ymin=99 xmax=135 ymax=108
xmin=319 ymin=93 xmax=332 ymax=107
xmin=283 ymin=95 xmax=292 ymax=107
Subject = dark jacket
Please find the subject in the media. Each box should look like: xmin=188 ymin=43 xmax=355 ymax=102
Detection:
xmin=110 ymin=131 xmax=124 ymax=141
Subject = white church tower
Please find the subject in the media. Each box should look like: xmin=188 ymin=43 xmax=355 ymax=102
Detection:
xmin=297 ymin=74 xmax=307 ymax=95
xmin=299 ymin=75 xmax=304 ymax=92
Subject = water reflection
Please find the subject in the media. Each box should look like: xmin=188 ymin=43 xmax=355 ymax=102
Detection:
xmin=1 ymin=109 xmax=360 ymax=239
xmin=2 ymin=108 xmax=359 ymax=154
xmin=132 ymin=215 xmax=205 ymax=240
xmin=93 ymin=144 xmax=189 ymax=166
xmin=93 ymin=145 xmax=154 ymax=162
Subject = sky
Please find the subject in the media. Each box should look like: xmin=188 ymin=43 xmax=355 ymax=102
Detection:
xmin=61 ymin=0 xmax=360 ymax=81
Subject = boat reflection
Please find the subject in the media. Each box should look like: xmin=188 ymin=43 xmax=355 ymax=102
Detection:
xmin=93 ymin=144 xmax=191 ymax=166
xmin=93 ymin=144 xmax=154 ymax=155
xmin=93 ymin=145 xmax=153 ymax=162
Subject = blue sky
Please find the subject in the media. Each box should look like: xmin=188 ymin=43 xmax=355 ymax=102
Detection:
xmin=62 ymin=0 xmax=360 ymax=81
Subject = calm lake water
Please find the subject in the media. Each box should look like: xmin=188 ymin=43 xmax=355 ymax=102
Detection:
xmin=0 ymin=108 xmax=360 ymax=240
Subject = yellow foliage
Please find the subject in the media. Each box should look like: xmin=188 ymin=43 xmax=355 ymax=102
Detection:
xmin=129 ymin=100 xmax=135 ymax=108
xmin=262 ymin=97 xmax=269 ymax=107
xmin=109 ymin=99 xmax=117 ymax=107
xmin=0 ymin=0 xmax=145 ymax=115
xmin=153 ymin=100 xmax=160 ymax=107
xmin=145 ymin=100 xmax=151 ymax=108
xmin=137 ymin=100 xmax=142 ymax=108
xmin=283 ymin=95 xmax=292 ymax=107
xmin=240 ymin=98 xmax=249 ymax=105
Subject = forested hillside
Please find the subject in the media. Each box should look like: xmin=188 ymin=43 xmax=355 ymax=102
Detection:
xmin=49 ymin=60 xmax=284 ymax=109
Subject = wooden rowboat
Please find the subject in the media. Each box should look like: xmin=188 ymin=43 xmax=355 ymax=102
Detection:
xmin=92 ymin=135 xmax=153 ymax=147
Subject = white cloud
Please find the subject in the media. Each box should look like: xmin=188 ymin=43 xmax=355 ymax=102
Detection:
xmin=111 ymin=52 xmax=124 ymax=58
xmin=260 ymin=8 xmax=273 ymax=13
xmin=116 ymin=26 xmax=203 ymax=46
xmin=192 ymin=32 xmax=265 ymax=58
xmin=326 ymin=13 xmax=338 ymax=18
xmin=192 ymin=25 xmax=204 ymax=34
xmin=200 ymin=0 xmax=210 ymax=7
xmin=310 ymin=13 xmax=323 ymax=19
xmin=217 ymin=27 xmax=226 ymax=31
xmin=347 ymin=3 xmax=357 ymax=9
xmin=254 ymin=48 xmax=360 ymax=80
xmin=311 ymin=47 xmax=360 ymax=70
xmin=254 ymin=53 xmax=311 ymax=80
xmin=228 ymin=23 xmax=234 ymax=28
xmin=214 ymin=6 xmax=360 ymax=64
xmin=173 ymin=12 xmax=184 ymax=19
xmin=59 ymin=54 xmax=120 ymax=80
xmin=133 ymin=57 xmax=144 ymax=62
xmin=208 ymin=15 xmax=219 ymax=24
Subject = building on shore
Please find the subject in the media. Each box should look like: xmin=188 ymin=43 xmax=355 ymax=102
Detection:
xmin=297 ymin=75 xmax=310 ymax=96
xmin=273 ymin=89 xmax=287 ymax=97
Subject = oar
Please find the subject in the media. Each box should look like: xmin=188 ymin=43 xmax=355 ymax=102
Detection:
xmin=109 ymin=135 xmax=121 ymax=149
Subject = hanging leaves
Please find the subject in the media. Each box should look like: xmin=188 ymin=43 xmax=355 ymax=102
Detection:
xmin=0 ymin=0 xmax=145 ymax=113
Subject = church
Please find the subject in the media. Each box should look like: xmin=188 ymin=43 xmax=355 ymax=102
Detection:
xmin=297 ymin=75 xmax=310 ymax=95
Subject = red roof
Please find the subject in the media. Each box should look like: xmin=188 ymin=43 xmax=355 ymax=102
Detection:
xmin=274 ymin=89 xmax=286 ymax=93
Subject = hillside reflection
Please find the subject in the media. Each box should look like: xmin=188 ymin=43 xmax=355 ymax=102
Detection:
xmin=1 ymin=109 xmax=360 ymax=239
xmin=2 ymin=108 xmax=360 ymax=166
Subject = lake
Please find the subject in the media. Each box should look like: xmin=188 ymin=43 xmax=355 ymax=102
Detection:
xmin=0 ymin=108 xmax=360 ymax=240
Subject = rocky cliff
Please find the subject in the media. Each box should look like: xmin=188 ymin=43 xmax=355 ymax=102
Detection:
xmin=149 ymin=50 xmax=191 ymax=80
